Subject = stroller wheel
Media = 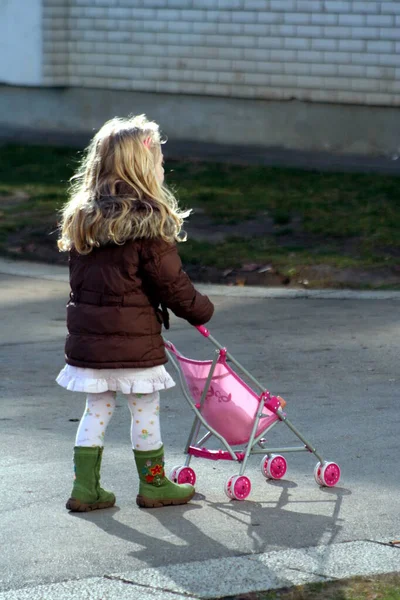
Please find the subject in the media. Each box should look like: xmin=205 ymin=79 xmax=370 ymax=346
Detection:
xmin=224 ymin=477 xmax=236 ymax=500
xmin=225 ymin=475 xmax=251 ymax=501
xmin=314 ymin=462 xmax=341 ymax=487
xmin=169 ymin=466 xmax=180 ymax=482
xmin=261 ymin=454 xmax=287 ymax=480
xmin=172 ymin=466 xmax=197 ymax=486
xmin=314 ymin=462 xmax=324 ymax=486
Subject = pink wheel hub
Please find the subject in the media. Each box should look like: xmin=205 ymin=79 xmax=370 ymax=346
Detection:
xmin=321 ymin=462 xmax=341 ymax=487
xmin=233 ymin=476 xmax=251 ymax=500
xmin=176 ymin=466 xmax=196 ymax=485
xmin=225 ymin=475 xmax=251 ymax=500
xmin=261 ymin=454 xmax=287 ymax=479
xmin=314 ymin=462 xmax=340 ymax=487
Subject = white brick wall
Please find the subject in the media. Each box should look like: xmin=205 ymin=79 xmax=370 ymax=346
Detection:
xmin=42 ymin=0 xmax=400 ymax=106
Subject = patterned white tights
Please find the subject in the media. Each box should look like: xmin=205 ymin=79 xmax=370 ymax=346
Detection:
xmin=75 ymin=390 xmax=162 ymax=451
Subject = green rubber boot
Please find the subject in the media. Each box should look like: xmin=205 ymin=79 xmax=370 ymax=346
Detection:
xmin=66 ymin=446 xmax=116 ymax=512
xmin=134 ymin=446 xmax=195 ymax=508
xmin=95 ymin=447 xmax=116 ymax=503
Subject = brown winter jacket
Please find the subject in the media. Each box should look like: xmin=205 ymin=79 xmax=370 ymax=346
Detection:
xmin=65 ymin=238 xmax=214 ymax=369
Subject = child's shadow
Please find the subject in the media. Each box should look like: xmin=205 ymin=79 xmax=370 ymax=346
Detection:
xmin=72 ymin=482 xmax=350 ymax=567
xmin=72 ymin=495 xmax=238 ymax=566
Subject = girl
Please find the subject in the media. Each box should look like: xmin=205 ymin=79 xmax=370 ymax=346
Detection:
xmin=56 ymin=114 xmax=214 ymax=512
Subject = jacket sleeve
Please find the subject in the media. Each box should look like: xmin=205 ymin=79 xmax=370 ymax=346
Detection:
xmin=140 ymin=238 xmax=214 ymax=326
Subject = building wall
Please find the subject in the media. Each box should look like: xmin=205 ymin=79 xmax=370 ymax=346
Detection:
xmin=0 ymin=0 xmax=42 ymax=85
xmin=2 ymin=85 xmax=400 ymax=158
xmin=1 ymin=0 xmax=399 ymax=157
xmin=42 ymin=0 xmax=400 ymax=106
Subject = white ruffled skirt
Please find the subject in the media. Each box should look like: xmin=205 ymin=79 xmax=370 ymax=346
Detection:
xmin=56 ymin=364 xmax=175 ymax=394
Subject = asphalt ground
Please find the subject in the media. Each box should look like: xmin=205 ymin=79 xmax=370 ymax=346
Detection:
xmin=0 ymin=259 xmax=399 ymax=598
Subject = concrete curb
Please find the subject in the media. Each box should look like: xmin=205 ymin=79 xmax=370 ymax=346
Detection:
xmin=2 ymin=125 xmax=400 ymax=175
xmin=1 ymin=540 xmax=399 ymax=599
xmin=1 ymin=258 xmax=400 ymax=300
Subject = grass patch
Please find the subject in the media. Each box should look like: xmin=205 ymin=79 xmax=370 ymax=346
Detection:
xmin=0 ymin=145 xmax=77 ymax=256
xmin=213 ymin=572 xmax=400 ymax=600
xmin=178 ymin=237 xmax=392 ymax=270
xmin=0 ymin=143 xmax=399 ymax=278
xmin=167 ymin=160 xmax=400 ymax=243
xmin=167 ymin=161 xmax=400 ymax=272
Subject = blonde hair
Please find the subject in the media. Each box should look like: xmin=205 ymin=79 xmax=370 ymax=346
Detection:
xmin=57 ymin=114 xmax=190 ymax=254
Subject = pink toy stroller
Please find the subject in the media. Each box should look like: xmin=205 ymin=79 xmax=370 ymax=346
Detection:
xmin=164 ymin=325 xmax=341 ymax=501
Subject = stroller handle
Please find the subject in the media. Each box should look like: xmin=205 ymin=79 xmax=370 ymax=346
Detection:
xmin=195 ymin=325 xmax=210 ymax=338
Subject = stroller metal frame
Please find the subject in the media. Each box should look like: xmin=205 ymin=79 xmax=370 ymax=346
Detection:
xmin=165 ymin=326 xmax=333 ymax=487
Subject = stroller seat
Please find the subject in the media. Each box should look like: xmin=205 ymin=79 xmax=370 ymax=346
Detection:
xmin=166 ymin=343 xmax=279 ymax=446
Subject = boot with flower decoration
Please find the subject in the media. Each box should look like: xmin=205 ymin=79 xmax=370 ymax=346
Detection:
xmin=133 ymin=445 xmax=195 ymax=508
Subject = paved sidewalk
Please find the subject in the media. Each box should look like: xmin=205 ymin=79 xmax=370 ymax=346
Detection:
xmin=0 ymin=541 xmax=399 ymax=600
xmin=1 ymin=259 xmax=399 ymax=599
xmin=1 ymin=257 xmax=400 ymax=299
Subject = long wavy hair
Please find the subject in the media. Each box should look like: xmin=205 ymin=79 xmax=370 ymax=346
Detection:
xmin=57 ymin=114 xmax=190 ymax=254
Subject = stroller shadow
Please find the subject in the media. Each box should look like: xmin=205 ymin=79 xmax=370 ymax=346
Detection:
xmin=200 ymin=481 xmax=350 ymax=554
xmin=71 ymin=482 xmax=350 ymax=567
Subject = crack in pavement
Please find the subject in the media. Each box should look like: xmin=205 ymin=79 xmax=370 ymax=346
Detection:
xmin=104 ymin=574 xmax=201 ymax=598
